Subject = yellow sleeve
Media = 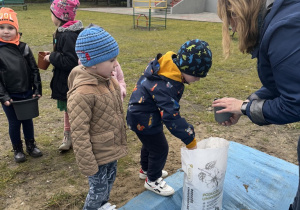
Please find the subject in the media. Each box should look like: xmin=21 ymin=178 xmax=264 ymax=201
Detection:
xmin=186 ymin=138 xmax=197 ymax=149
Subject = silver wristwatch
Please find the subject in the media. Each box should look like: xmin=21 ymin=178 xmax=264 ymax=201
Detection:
xmin=241 ymin=101 xmax=248 ymax=115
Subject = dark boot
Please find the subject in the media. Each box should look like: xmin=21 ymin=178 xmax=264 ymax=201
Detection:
xmin=25 ymin=139 xmax=43 ymax=157
xmin=12 ymin=143 xmax=26 ymax=163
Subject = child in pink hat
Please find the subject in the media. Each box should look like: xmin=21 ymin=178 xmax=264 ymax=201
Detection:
xmin=50 ymin=0 xmax=79 ymax=22
xmin=43 ymin=0 xmax=84 ymax=152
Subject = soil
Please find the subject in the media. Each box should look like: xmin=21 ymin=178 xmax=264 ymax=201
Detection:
xmin=0 ymin=70 xmax=299 ymax=210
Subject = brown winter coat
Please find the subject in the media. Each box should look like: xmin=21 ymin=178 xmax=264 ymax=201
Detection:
xmin=67 ymin=65 xmax=127 ymax=176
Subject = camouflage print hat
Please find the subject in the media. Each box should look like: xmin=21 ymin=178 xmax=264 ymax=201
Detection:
xmin=173 ymin=39 xmax=212 ymax=77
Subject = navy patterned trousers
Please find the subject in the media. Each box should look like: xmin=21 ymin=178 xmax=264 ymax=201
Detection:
xmin=83 ymin=161 xmax=117 ymax=210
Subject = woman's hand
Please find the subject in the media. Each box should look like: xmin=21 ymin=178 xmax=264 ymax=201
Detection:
xmin=212 ymin=97 xmax=245 ymax=126
xmin=221 ymin=113 xmax=242 ymax=126
xmin=212 ymin=97 xmax=244 ymax=114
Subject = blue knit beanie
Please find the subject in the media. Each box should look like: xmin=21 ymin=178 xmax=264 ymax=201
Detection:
xmin=75 ymin=26 xmax=119 ymax=67
xmin=173 ymin=39 xmax=212 ymax=78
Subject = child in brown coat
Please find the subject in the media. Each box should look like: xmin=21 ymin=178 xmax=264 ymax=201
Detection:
xmin=67 ymin=25 xmax=127 ymax=210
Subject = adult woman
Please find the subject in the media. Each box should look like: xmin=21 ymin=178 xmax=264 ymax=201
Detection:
xmin=212 ymin=0 xmax=300 ymax=209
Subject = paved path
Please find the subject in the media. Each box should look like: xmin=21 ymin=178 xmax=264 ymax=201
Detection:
xmin=80 ymin=7 xmax=222 ymax=23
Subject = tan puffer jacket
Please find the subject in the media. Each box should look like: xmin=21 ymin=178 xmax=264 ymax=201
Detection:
xmin=67 ymin=65 xmax=128 ymax=176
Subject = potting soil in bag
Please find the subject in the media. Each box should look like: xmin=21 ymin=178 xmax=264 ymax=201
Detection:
xmin=181 ymin=137 xmax=229 ymax=210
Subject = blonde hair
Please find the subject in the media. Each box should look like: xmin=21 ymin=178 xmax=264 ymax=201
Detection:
xmin=217 ymin=0 xmax=266 ymax=58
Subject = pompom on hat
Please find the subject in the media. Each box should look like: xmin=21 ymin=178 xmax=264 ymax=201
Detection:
xmin=75 ymin=25 xmax=119 ymax=67
xmin=173 ymin=39 xmax=212 ymax=78
xmin=50 ymin=0 xmax=80 ymax=22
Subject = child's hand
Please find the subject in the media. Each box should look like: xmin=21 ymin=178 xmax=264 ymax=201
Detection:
xmin=3 ymin=99 xmax=12 ymax=106
xmin=121 ymin=91 xmax=126 ymax=100
xmin=44 ymin=54 xmax=50 ymax=62
xmin=32 ymin=94 xmax=41 ymax=98
xmin=187 ymin=145 xmax=197 ymax=150
xmin=111 ymin=70 xmax=116 ymax=77
xmin=43 ymin=51 xmax=51 ymax=62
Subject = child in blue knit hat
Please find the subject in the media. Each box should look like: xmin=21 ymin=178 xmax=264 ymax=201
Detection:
xmin=67 ymin=25 xmax=128 ymax=210
xmin=126 ymin=39 xmax=212 ymax=197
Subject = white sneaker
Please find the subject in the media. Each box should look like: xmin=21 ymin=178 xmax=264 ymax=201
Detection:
xmin=98 ymin=202 xmax=117 ymax=210
xmin=144 ymin=177 xmax=175 ymax=196
xmin=139 ymin=169 xmax=168 ymax=179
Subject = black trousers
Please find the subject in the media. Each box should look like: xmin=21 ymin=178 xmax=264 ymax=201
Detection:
xmin=136 ymin=131 xmax=169 ymax=182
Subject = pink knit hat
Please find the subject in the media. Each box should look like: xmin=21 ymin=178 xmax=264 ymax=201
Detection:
xmin=50 ymin=0 xmax=80 ymax=22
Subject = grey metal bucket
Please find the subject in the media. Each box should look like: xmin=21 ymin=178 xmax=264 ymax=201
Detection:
xmin=11 ymin=97 xmax=39 ymax=121
xmin=214 ymin=106 xmax=232 ymax=123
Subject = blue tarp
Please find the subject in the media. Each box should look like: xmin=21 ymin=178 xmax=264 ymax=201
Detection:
xmin=120 ymin=141 xmax=299 ymax=210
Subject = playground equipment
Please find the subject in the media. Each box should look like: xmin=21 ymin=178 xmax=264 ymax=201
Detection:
xmin=133 ymin=0 xmax=167 ymax=30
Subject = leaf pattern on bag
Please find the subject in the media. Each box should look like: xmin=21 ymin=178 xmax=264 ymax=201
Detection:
xmin=198 ymin=161 xmax=224 ymax=188
xmin=198 ymin=172 xmax=206 ymax=182
xmin=205 ymin=161 xmax=216 ymax=170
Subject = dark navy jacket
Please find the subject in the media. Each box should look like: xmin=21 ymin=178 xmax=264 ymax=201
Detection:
xmin=247 ymin=0 xmax=300 ymax=125
xmin=126 ymin=52 xmax=195 ymax=145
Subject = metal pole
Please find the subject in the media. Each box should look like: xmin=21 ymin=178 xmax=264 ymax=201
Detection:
xmin=149 ymin=8 xmax=151 ymax=30
xmin=165 ymin=6 xmax=167 ymax=29
xmin=133 ymin=6 xmax=136 ymax=28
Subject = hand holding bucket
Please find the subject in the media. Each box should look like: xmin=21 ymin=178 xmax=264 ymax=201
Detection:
xmin=38 ymin=52 xmax=50 ymax=70
xmin=213 ymin=98 xmax=232 ymax=123
xmin=214 ymin=106 xmax=232 ymax=123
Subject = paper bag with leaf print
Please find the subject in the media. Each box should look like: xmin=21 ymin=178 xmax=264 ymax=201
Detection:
xmin=181 ymin=137 xmax=229 ymax=210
